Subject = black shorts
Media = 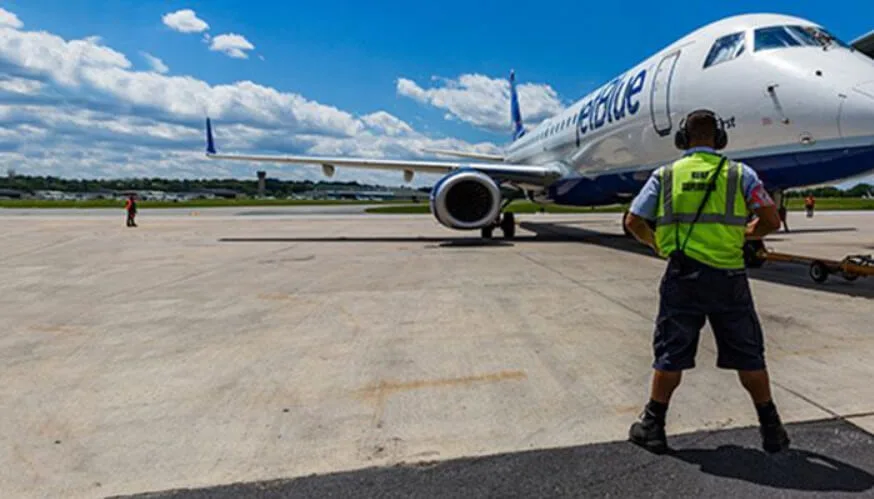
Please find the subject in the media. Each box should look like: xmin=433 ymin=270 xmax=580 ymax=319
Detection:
xmin=652 ymin=255 xmax=766 ymax=371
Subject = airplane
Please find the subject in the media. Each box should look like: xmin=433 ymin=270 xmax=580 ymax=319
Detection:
xmin=204 ymin=13 xmax=874 ymax=263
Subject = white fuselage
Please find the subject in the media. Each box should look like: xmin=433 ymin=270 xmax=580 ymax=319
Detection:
xmin=502 ymin=13 xmax=874 ymax=204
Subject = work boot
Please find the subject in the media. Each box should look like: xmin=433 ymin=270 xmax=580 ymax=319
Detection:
xmin=760 ymin=421 xmax=790 ymax=453
xmin=756 ymin=400 xmax=790 ymax=453
xmin=629 ymin=411 xmax=668 ymax=454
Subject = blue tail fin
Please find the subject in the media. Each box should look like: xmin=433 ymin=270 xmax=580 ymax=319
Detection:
xmin=205 ymin=117 xmax=216 ymax=154
xmin=510 ymin=70 xmax=525 ymax=141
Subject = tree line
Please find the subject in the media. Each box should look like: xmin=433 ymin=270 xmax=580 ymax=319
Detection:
xmin=786 ymin=183 xmax=873 ymax=198
xmin=0 ymin=175 xmax=434 ymax=197
xmin=1 ymin=174 xmax=870 ymax=198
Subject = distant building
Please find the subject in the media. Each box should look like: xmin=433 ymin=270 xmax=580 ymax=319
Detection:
xmin=0 ymin=188 xmax=24 ymax=199
xmin=306 ymin=188 xmax=427 ymax=201
xmin=198 ymin=188 xmax=239 ymax=199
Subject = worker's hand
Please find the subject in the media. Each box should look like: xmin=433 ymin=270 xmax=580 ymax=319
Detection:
xmin=744 ymin=222 xmax=761 ymax=239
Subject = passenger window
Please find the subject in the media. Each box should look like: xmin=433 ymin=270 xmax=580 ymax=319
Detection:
xmin=704 ymin=31 xmax=745 ymax=68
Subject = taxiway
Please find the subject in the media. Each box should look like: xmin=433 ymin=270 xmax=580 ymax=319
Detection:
xmin=1 ymin=210 xmax=872 ymax=498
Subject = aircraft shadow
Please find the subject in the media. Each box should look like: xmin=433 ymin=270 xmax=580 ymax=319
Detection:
xmin=669 ymin=445 xmax=874 ymax=493
xmin=519 ymin=221 xmax=874 ymax=299
xmin=776 ymin=227 xmax=858 ymax=235
xmin=218 ymin=224 xmax=872 ymax=297
xmin=218 ymin=236 xmax=521 ymax=248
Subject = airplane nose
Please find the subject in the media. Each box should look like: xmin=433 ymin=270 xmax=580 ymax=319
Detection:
xmin=839 ymin=82 xmax=874 ymax=144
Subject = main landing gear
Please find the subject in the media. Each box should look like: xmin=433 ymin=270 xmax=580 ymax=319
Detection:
xmin=481 ymin=198 xmax=517 ymax=239
xmin=772 ymin=189 xmax=790 ymax=233
xmin=481 ymin=212 xmax=515 ymax=239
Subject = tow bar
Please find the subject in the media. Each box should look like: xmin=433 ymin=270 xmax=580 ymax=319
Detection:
xmin=756 ymin=248 xmax=874 ymax=283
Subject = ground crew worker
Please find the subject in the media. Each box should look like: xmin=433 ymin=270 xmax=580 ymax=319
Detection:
xmin=805 ymin=195 xmax=816 ymax=217
xmin=125 ymin=194 xmax=137 ymax=227
xmin=623 ymin=109 xmax=789 ymax=454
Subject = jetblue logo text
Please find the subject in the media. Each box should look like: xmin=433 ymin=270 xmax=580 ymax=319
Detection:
xmin=577 ymin=69 xmax=646 ymax=137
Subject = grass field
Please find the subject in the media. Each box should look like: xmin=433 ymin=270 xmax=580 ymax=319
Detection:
xmin=365 ymin=201 xmax=626 ymax=215
xmin=0 ymin=198 xmax=385 ymax=209
xmin=784 ymin=197 xmax=874 ymax=210
xmin=365 ymin=197 xmax=874 ymax=215
xmin=1 ymin=197 xmax=871 ymax=212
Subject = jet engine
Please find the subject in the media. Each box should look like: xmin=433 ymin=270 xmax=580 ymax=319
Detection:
xmin=429 ymin=169 xmax=502 ymax=230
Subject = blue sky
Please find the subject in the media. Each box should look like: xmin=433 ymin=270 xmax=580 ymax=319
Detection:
xmin=0 ymin=0 xmax=872 ymax=187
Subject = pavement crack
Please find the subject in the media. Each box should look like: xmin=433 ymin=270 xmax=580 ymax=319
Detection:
xmin=515 ymin=252 xmax=654 ymax=322
xmin=773 ymin=381 xmax=840 ymax=419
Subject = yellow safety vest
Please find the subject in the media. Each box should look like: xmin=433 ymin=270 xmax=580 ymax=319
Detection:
xmin=655 ymin=152 xmax=749 ymax=269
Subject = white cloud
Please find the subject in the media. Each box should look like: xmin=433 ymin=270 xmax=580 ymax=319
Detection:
xmin=140 ymin=52 xmax=168 ymax=74
xmin=162 ymin=9 xmax=209 ymax=33
xmin=209 ymin=33 xmax=255 ymax=59
xmin=0 ymin=76 xmax=44 ymax=95
xmin=361 ymin=111 xmax=414 ymax=136
xmin=0 ymin=7 xmax=23 ymax=29
xmin=397 ymin=73 xmax=563 ymax=133
xmin=0 ymin=21 xmax=500 ymax=186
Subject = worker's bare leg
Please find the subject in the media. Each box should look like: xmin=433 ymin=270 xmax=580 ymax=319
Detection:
xmin=651 ymin=369 xmax=682 ymax=404
xmin=738 ymin=369 xmax=772 ymax=404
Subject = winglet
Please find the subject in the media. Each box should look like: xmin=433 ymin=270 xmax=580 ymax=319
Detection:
xmin=206 ymin=117 xmax=216 ymax=155
xmin=509 ymin=70 xmax=525 ymax=141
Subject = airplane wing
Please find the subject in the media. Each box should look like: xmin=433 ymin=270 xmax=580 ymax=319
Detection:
xmin=852 ymin=30 xmax=874 ymax=59
xmin=420 ymin=148 xmax=505 ymax=162
xmin=204 ymin=119 xmax=562 ymax=185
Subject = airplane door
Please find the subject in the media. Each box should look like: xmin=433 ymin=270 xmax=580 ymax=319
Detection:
xmin=650 ymin=50 xmax=680 ymax=137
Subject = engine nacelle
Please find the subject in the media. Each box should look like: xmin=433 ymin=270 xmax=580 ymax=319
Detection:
xmin=429 ymin=169 xmax=501 ymax=230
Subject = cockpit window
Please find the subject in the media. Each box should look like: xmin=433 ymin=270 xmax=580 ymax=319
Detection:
xmin=704 ymin=32 xmax=745 ymax=68
xmin=755 ymin=25 xmax=849 ymax=51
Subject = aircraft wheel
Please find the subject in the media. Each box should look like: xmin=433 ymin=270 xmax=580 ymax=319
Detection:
xmin=809 ymin=261 xmax=829 ymax=283
xmin=501 ymin=213 xmax=515 ymax=239
xmin=481 ymin=226 xmax=494 ymax=239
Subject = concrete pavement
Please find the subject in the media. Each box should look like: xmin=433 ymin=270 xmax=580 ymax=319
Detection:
xmin=1 ymin=210 xmax=872 ymax=497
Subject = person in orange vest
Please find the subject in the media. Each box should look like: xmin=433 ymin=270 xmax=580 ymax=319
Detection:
xmin=804 ymin=195 xmax=816 ymax=217
xmin=124 ymin=195 xmax=138 ymax=227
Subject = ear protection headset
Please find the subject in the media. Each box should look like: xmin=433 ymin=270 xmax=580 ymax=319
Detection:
xmin=674 ymin=109 xmax=728 ymax=151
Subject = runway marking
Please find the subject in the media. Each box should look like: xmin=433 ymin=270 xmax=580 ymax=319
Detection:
xmin=359 ymin=370 xmax=528 ymax=398
xmin=257 ymin=293 xmax=298 ymax=301
xmin=28 ymin=324 xmax=81 ymax=335
xmin=357 ymin=370 xmax=527 ymax=429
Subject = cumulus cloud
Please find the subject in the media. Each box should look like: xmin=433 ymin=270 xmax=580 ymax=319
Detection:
xmin=0 ymin=12 xmax=500 ymax=186
xmin=162 ymin=9 xmax=209 ymax=33
xmin=209 ymin=33 xmax=255 ymax=59
xmin=397 ymin=73 xmax=563 ymax=133
xmin=140 ymin=52 xmax=168 ymax=74
xmin=0 ymin=7 xmax=23 ymax=29
xmin=0 ymin=76 xmax=44 ymax=95
xmin=361 ymin=111 xmax=414 ymax=137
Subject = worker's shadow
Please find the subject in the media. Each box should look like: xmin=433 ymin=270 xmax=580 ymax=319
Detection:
xmin=669 ymin=445 xmax=874 ymax=493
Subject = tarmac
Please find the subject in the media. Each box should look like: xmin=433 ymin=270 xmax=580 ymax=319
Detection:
xmin=1 ymin=208 xmax=872 ymax=498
